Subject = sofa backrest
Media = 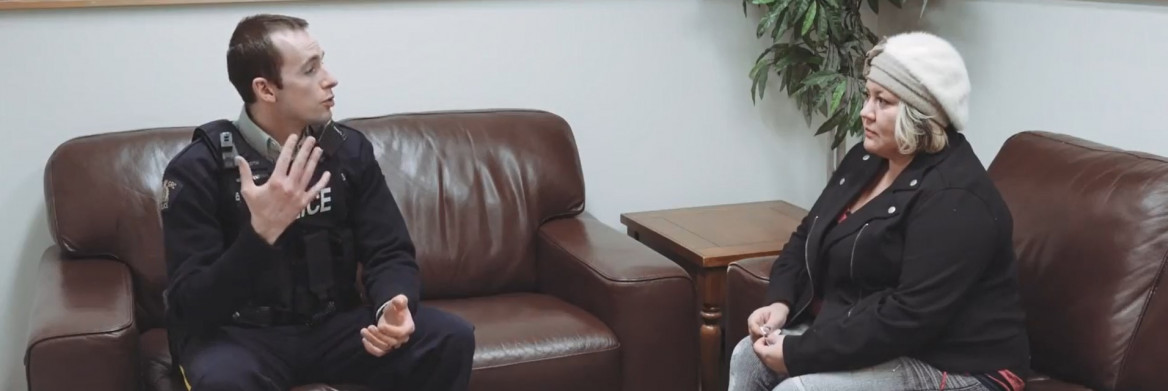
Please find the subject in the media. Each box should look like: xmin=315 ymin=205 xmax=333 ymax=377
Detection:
xmin=987 ymin=131 xmax=1168 ymax=391
xmin=341 ymin=110 xmax=585 ymax=298
xmin=43 ymin=109 xmax=586 ymax=330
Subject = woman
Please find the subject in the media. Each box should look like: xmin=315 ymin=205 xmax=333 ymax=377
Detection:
xmin=728 ymin=31 xmax=1030 ymax=391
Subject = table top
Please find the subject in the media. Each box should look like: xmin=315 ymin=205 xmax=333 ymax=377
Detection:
xmin=619 ymin=200 xmax=808 ymax=269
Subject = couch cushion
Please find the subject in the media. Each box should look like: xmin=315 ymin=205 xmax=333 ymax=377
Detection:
xmin=1026 ymin=372 xmax=1093 ymax=391
xmin=724 ymin=256 xmax=773 ymax=353
xmin=140 ymin=328 xmax=187 ymax=391
xmin=988 ymin=131 xmax=1168 ymax=390
xmin=342 ymin=110 xmax=586 ymax=299
xmin=427 ymin=293 xmax=621 ymax=391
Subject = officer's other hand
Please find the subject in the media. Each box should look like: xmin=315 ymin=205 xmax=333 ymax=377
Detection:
xmin=361 ymin=294 xmax=415 ymax=357
xmin=236 ymin=133 xmax=331 ymax=245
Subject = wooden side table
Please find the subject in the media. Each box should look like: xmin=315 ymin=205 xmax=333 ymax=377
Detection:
xmin=620 ymin=200 xmax=807 ymax=391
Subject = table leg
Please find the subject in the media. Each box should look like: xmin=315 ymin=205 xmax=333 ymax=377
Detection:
xmin=697 ymin=267 xmax=727 ymax=391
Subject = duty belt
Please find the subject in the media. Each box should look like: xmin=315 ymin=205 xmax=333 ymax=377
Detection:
xmin=231 ymin=302 xmax=337 ymax=328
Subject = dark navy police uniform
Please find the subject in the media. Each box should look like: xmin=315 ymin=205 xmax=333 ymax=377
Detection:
xmin=160 ymin=117 xmax=474 ymax=390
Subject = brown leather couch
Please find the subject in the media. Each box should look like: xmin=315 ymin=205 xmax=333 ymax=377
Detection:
xmin=25 ymin=109 xmax=699 ymax=391
xmin=723 ymin=131 xmax=1168 ymax=391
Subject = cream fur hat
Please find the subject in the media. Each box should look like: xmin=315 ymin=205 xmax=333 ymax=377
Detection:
xmin=864 ymin=31 xmax=970 ymax=132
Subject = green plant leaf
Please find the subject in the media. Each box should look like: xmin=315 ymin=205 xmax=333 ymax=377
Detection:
xmin=824 ymin=48 xmax=838 ymax=73
xmin=803 ymin=70 xmax=838 ymax=87
xmin=771 ymin=7 xmax=791 ymax=41
xmin=758 ymin=5 xmax=783 ymax=38
xmin=793 ymin=76 xmax=827 ymax=103
xmin=816 ymin=7 xmax=830 ymax=40
xmin=774 ymin=0 xmax=796 ymax=10
xmin=756 ymin=66 xmax=771 ymax=100
xmin=790 ymin=0 xmax=812 ymax=37
xmin=775 ymin=0 xmax=801 ymax=41
xmin=780 ymin=45 xmax=815 ymax=67
xmin=832 ymin=125 xmax=849 ymax=149
xmin=750 ymin=59 xmax=770 ymax=103
xmin=801 ymin=95 xmax=815 ymax=125
xmin=828 ymin=79 xmax=846 ymax=115
xmin=815 ymin=112 xmax=841 ymax=135
xmin=771 ymin=52 xmax=800 ymax=75
xmin=801 ymin=1 xmax=818 ymax=37
xmin=781 ymin=67 xmax=794 ymax=93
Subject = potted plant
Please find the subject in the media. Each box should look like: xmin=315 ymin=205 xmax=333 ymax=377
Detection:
xmin=745 ymin=0 xmax=914 ymax=158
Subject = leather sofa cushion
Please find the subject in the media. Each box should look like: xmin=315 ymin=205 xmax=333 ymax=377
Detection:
xmin=428 ymin=293 xmax=622 ymax=391
xmin=1025 ymin=373 xmax=1093 ymax=391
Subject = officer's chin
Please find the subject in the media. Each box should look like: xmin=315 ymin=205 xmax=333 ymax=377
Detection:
xmin=306 ymin=113 xmax=333 ymax=127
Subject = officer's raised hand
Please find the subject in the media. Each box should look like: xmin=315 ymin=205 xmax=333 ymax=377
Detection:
xmin=236 ymin=133 xmax=331 ymax=244
xmin=360 ymin=294 xmax=415 ymax=357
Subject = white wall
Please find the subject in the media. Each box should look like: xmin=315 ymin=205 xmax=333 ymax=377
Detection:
xmin=878 ymin=0 xmax=1168 ymax=165
xmin=0 ymin=1 xmax=833 ymax=388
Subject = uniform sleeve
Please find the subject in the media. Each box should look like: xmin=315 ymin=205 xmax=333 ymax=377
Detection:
xmin=782 ymin=188 xmax=998 ymax=376
xmin=161 ymin=149 xmax=284 ymax=331
xmin=350 ymin=138 xmax=421 ymax=319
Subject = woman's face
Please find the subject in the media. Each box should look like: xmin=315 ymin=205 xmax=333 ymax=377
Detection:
xmin=860 ymin=80 xmax=901 ymax=159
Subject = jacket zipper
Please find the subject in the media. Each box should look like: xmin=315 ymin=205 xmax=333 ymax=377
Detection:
xmin=848 ymin=223 xmax=869 ymax=317
xmin=790 ymin=216 xmax=819 ymax=322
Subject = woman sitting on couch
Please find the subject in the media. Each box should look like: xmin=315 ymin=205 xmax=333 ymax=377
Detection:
xmin=728 ymin=31 xmax=1031 ymax=391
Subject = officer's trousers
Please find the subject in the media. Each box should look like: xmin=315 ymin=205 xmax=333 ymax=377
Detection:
xmin=177 ymin=304 xmax=475 ymax=391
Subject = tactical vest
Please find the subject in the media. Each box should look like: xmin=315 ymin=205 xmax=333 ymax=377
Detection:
xmin=193 ymin=119 xmax=361 ymax=327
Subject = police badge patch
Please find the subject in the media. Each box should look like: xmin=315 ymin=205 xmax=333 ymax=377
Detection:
xmin=160 ymin=178 xmax=182 ymax=211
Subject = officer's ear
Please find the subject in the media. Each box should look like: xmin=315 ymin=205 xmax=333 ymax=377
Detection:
xmin=252 ymin=77 xmax=278 ymax=103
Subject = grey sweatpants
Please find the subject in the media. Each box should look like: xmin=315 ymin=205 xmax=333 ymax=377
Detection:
xmin=727 ymin=333 xmax=991 ymax=391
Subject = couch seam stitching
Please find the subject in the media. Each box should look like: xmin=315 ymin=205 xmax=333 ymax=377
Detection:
xmin=1113 ymin=246 xmax=1168 ymax=390
xmin=472 ymin=343 xmax=622 ymax=370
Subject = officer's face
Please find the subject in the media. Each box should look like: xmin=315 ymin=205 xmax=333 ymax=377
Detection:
xmin=269 ymin=29 xmax=338 ymax=128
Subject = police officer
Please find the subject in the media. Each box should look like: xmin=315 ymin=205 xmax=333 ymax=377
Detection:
xmin=159 ymin=14 xmax=474 ymax=390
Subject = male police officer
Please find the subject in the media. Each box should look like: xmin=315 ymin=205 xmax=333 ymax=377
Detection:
xmin=159 ymin=14 xmax=474 ymax=390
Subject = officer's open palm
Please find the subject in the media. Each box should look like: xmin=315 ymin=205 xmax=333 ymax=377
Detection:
xmin=361 ymin=294 xmax=415 ymax=357
xmin=236 ymin=133 xmax=331 ymax=244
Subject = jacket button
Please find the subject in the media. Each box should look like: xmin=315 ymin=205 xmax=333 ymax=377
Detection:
xmin=888 ymin=206 xmax=897 ymax=214
xmin=863 ymin=154 xmax=871 ymax=161
xmin=839 ymin=178 xmax=846 ymax=185
xmin=910 ymin=179 xmax=918 ymax=187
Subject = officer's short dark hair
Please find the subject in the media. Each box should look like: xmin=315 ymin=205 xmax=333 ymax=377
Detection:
xmin=227 ymin=14 xmax=309 ymax=104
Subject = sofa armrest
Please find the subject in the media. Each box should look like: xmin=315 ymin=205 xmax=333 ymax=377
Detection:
xmin=536 ymin=214 xmax=698 ymax=391
xmin=25 ymin=246 xmax=138 ymax=391
xmin=723 ymin=256 xmax=775 ymax=368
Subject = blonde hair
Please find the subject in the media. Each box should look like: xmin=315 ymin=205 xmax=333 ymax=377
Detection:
xmin=894 ymin=101 xmax=948 ymax=155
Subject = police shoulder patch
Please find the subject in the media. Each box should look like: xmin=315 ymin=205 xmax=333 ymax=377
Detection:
xmin=160 ymin=178 xmax=183 ymax=211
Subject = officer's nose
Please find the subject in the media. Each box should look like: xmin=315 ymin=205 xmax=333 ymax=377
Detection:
xmin=322 ymin=67 xmax=339 ymax=90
